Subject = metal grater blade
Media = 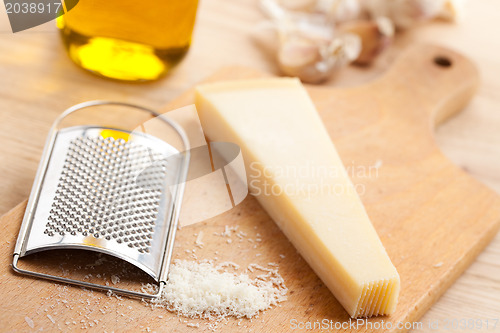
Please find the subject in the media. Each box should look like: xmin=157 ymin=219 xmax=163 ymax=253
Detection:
xmin=23 ymin=126 xmax=182 ymax=279
xmin=13 ymin=101 xmax=190 ymax=298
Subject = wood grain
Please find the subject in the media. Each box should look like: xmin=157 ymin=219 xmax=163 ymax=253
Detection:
xmin=0 ymin=0 xmax=500 ymax=331
xmin=2 ymin=44 xmax=500 ymax=332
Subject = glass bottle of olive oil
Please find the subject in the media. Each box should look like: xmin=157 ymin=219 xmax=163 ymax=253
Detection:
xmin=58 ymin=0 xmax=199 ymax=81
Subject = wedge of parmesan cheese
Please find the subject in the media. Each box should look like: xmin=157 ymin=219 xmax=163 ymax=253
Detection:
xmin=195 ymin=78 xmax=400 ymax=318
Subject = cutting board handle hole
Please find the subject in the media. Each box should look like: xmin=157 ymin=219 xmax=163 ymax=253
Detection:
xmin=434 ymin=56 xmax=453 ymax=68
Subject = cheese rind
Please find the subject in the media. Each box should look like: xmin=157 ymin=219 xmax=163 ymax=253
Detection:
xmin=195 ymin=78 xmax=400 ymax=317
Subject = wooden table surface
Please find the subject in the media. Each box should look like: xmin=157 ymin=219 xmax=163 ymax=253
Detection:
xmin=0 ymin=0 xmax=498 ymax=331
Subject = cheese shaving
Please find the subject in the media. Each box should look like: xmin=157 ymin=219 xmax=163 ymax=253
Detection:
xmin=147 ymin=260 xmax=287 ymax=320
xmin=25 ymin=316 xmax=34 ymax=328
xmin=195 ymin=231 xmax=205 ymax=247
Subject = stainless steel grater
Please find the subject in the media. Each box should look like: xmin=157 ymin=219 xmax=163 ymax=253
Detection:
xmin=13 ymin=101 xmax=190 ymax=298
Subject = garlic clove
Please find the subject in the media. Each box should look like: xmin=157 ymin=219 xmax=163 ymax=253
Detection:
xmin=339 ymin=17 xmax=394 ymax=65
xmin=277 ymin=36 xmax=325 ymax=82
xmin=335 ymin=32 xmax=362 ymax=62
xmin=278 ymin=33 xmax=360 ymax=83
xmin=278 ymin=36 xmax=321 ymax=70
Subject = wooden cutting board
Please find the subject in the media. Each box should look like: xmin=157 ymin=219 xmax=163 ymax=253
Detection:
xmin=2 ymin=44 xmax=500 ymax=332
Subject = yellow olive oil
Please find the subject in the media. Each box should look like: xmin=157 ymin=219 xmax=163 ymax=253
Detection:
xmin=58 ymin=0 xmax=199 ymax=81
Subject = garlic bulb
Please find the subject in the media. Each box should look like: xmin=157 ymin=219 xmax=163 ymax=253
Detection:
xmin=254 ymin=0 xmax=467 ymax=83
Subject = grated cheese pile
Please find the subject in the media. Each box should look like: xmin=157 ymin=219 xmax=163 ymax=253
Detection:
xmin=146 ymin=259 xmax=287 ymax=320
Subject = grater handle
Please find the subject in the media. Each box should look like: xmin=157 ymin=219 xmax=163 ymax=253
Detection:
xmin=12 ymin=253 xmax=164 ymax=299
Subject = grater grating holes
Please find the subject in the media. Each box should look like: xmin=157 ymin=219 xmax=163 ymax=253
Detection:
xmin=44 ymin=135 xmax=168 ymax=253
